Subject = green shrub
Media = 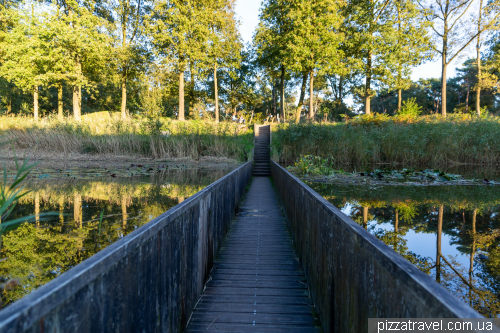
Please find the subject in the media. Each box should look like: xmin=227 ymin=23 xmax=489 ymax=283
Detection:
xmin=398 ymin=98 xmax=422 ymax=117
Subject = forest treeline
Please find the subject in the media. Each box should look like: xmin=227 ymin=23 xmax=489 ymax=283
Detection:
xmin=0 ymin=0 xmax=499 ymax=123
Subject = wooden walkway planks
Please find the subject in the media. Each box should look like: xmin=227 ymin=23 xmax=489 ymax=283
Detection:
xmin=186 ymin=177 xmax=321 ymax=333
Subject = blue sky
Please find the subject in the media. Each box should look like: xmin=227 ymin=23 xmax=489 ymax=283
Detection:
xmin=234 ymin=0 xmax=459 ymax=82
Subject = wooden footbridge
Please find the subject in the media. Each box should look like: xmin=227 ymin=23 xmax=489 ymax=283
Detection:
xmin=186 ymin=177 xmax=320 ymax=332
xmin=187 ymin=125 xmax=319 ymax=331
xmin=0 ymin=125 xmax=482 ymax=333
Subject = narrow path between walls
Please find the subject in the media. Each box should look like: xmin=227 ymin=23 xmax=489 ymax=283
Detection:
xmin=186 ymin=177 xmax=321 ymax=332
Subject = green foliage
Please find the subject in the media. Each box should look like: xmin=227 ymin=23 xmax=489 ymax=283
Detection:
xmin=272 ymin=117 xmax=500 ymax=165
xmin=0 ymin=146 xmax=35 ymax=226
xmin=288 ymin=155 xmax=337 ymax=176
xmin=0 ymin=145 xmax=62 ymax=236
xmin=398 ymin=98 xmax=422 ymax=117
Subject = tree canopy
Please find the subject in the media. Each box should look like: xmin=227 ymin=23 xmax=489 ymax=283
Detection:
xmin=0 ymin=0 xmax=499 ymax=120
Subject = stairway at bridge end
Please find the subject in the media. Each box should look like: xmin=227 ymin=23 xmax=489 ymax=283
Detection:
xmin=253 ymin=125 xmax=271 ymax=176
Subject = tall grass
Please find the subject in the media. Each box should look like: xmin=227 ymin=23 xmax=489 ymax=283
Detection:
xmin=0 ymin=112 xmax=253 ymax=161
xmin=272 ymin=115 xmax=500 ymax=166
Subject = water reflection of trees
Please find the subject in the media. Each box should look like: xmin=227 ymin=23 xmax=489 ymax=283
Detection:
xmin=310 ymin=182 xmax=500 ymax=318
xmin=0 ymin=170 xmax=222 ymax=308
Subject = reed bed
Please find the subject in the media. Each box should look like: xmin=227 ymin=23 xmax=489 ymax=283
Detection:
xmin=272 ymin=115 xmax=500 ymax=166
xmin=0 ymin=112 xmax=253 ymax=161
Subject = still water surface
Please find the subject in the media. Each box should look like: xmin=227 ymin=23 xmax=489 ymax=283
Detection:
xmin=308 ymin=181 xmax=500 ymax=318
xmin=0 ymin=167 xmax=231 ymax=308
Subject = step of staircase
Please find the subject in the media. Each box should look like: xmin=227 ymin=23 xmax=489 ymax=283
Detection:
xmin=253 ymin=125 xmax=271 ymax=176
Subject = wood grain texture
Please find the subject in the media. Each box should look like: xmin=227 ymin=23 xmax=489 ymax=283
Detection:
xmin=186 ymin=177 xmax=321 ymax=333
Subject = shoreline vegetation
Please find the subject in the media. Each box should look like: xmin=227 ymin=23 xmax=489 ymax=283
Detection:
xmin=272 ymin=114 xmax=500 ymax=167
xmin=4 ymin=112 xmax=500 ymax=172
xmin=0 ymin=112 xmax=253 ymax=164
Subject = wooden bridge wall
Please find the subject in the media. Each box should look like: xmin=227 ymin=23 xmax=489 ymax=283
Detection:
xmin=270 ymin=161 xmax=481 ymax=333
xmin=0 ymin=162 xmax=252 ymax=333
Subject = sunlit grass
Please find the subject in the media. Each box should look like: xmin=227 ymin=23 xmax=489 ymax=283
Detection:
xmin=0 ymin=112 xmax=253 ymax=161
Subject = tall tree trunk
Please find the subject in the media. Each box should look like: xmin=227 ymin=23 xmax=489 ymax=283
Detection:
xmin=398 ymin=89 xmax=402 ymax=111
xmin=120 ymin=18 xmax=127 ymax=120
xmin=73 ymin=55 xmax=82 ymax=122
xmin=272 ymin=83 xmax=276 ymax=116
xmin=436 ymin=205 xmax=443 ymax=282
xmin=214 ymin=64 xmax=219 ymax=123
xmin=73 ymin=83 xmax=81 ymax=121
xmin=7 ymin=82 xmax=12 ymax=114
xmin=338 ymin=76 xmax=343 ymax=109
xmin=121 ymin=70 xmax=127 ymax=119
xmin=68 ymin=7 xmax=80 ymax=121
xmin=476 ymin=0 xmax=483 ymax=117
xmin=58 ymin=82 xmax=63 ymax=119
xmin=465 ymin=79 xmax=470 ymax=113
xmin=441 ymin=63 xmax=447 ymax=117
xmin=280 ymin=65 xmax=285 ymax=121
xmin=295 ymin=73 xmax=308 ymax=123
xmin=441 ymin=27 xmax=448 ymax=117
xmin=309 ymin=70 xmax=314 ymax=120
xmin=396 ymin=0 xmax=402 ymax=113
xmin=188 ymin=61 xmax=195 ymax=119
xmin=33 ymin=85 xmax=39 ymax=120
xmin=365 ymin=49 xmax=372 ymax=115
xmin=178 ymin=71 xmax=185 ymax=120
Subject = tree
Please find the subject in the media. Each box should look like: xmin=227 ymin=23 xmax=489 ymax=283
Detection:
xmin=456 ymin=59 xmax=477 ymax=113
xmin=148 ymin=0 xmax=211 ymax=121
xmin=254 ymin=0 xmax=292 ymax=122
xmin=0 ymin=7 xmax=47 ymax=120
xmin=112 ymin=0 xmax=152 ymax=119
xmin=287 ymin=0 xmax=345 ymax=120
xmin=343 ymin=0 xmax=394 ymax=115
xmin=293 ymin=72 xmax=308 ymax=123
xmin=474 ymin=0 xmax=500 ymax=116
xmin=325 ymin=71 xmax=362 ymax=113
xmin=203 ymin=0 xmax=242 ymax=123
xmin=385 ymin=0 xmax=432 ymax=111
xmin=419 ymin=0 xmax=500 ymax=116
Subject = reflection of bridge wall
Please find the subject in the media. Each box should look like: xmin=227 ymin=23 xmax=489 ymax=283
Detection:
xmin=270 ymin=161 xmax=482 ymax=333
xmin=0 ymin=162 xmax=252 ymax=332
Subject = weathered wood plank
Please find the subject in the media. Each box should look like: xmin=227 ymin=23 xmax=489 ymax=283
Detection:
xmin=194 ymin=302 xmax=314 ymax=314
xmin=187 ymin=323 xmax=320 ymax=333
xmin=189 ymin=312 xmax=316 ymax=325
xmin=197 ymin=295 xmax=313 ymax=305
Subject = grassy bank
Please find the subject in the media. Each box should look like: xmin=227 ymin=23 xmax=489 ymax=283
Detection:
xmin=272 ymin=115 xmax=500 ymax=166
xmin=0 ymin=112 xmax=253 ymax=161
